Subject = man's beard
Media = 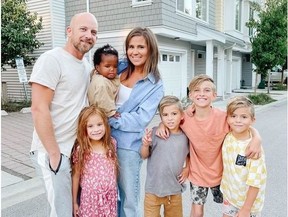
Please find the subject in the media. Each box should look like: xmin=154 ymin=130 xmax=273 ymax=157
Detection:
xmin=73 ymin=40 xmax=94 ymax=54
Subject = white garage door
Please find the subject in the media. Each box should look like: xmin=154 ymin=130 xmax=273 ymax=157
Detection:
xmin=158 ymin=52 xmax=182 ymax=98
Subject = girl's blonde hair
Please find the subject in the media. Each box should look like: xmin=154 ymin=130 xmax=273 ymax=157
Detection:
xmin=226 ymin=96 xmax=255 ymax=118
xmin=71 ymin=105 xmax=118 ymax=175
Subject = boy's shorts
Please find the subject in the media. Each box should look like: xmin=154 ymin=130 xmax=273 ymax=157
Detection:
xmin=144 ymin=193 xmax=182 ymax=217
xmin=190 ymin=182 xmax=223 ymax=205
xmin=223 ymin=199 xmax=261 ymax=217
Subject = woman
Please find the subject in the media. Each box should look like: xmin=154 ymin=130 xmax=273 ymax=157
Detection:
xmin=109 ymin=27 xmax=164 ymax=217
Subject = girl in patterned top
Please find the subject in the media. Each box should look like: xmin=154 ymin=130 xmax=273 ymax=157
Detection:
xmin=71 ymin=105 xmax=118 ymax=217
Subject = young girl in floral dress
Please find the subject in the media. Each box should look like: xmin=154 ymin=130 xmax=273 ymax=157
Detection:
xmin=71 ymin=105 xmax=118 ymax=217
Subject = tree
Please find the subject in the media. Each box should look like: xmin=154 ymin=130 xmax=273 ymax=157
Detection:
xmin=1 ymin=0 xmax=43 ymax=71
xmin=246 ymin=0 xmax=287 ymax=91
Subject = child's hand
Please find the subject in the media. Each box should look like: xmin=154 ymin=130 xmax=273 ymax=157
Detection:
xmin=185 ymin=103 xmax=195 ymax=117
xmin=155 ymin=122 xmax=169 ymax=139
xmin=235 ymin=208 xmax=251 ymax=217
xmin=112 ymin=111 xmax=121 ymax=119
xmin=245 ymin=140 xmax=261 ymax=159
xmin=73 ymin=203 xmax=79 ymax=217
xmin=178 ymin=167 xmax=189 ymax=184
xmin=142 ymin=128 xmax=152 ymax=147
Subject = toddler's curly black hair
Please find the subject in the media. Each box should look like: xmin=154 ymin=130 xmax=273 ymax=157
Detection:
xmin=93 ymin=44 xmax=118 ymax=66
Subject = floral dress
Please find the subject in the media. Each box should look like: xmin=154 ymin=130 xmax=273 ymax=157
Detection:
xmin=72 ymin=144 xmax=117 ymax=217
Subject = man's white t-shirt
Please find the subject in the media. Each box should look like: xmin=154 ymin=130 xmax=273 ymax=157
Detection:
xmin=29 ymin=47 xmax=91 ymax=157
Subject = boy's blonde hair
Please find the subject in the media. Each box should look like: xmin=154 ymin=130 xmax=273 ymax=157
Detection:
xmin=158 ymin=95 xmax=183 ymax=117
xmin=226 ymin=96 xmax=255 ymax=118
xmin=188 ymin=74 xmax=216 ymax=93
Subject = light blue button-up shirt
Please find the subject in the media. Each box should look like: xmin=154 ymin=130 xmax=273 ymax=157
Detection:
xmin=109 ymin=61 xmax=164 ymax=152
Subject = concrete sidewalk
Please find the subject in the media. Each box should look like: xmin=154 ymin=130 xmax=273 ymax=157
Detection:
xmin=1 ymin=89 xmax=287 ymax=210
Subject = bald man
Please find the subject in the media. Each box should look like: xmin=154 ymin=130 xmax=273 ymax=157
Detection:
xmin=29 ymin=12 xmax=98 ymax=217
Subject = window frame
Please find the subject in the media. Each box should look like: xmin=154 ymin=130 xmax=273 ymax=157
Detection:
xmin=235 ymin=0 xmax=242 ymax=31
xmin=131 ymin=0 xmax=153 ymax=8
xmin=176 ymin=0 xmax=208 ymax=22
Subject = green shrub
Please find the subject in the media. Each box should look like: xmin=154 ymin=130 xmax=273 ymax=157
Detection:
xmin=248 ymin=93 xmax=276 ymax=105
xmin=272 ymin=83 xmax=287 ymax=90
xmin=1 ymin=100 xmax=31 ymax=112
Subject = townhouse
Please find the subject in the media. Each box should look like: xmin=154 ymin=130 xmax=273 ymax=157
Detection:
xmin=2 ymin=0 xmax=259 ymax=101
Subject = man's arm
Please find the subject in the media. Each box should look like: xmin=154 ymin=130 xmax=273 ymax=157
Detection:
xmin=31 ymin=83 xmax=61 ymax=170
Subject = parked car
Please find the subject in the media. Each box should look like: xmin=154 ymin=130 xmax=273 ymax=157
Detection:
xmin=266 ymin=66 xmax=287 ymax=83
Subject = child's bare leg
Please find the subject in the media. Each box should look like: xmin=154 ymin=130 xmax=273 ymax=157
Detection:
xmin=190 ymin=203 xmax=204 ymax=217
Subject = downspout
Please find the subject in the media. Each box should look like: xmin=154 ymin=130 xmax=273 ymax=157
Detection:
xmin=86 ymin=0 xmax=92 ymax=64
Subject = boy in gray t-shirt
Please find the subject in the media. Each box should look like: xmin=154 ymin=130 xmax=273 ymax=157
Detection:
xmin=141 ymin=95 xmax=189 ymax=217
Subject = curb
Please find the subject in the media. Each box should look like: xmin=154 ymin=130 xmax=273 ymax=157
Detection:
xmin=1 ymin=107 xmax=31 ymax=116
xmin=1 ymin=177 xmax=45 ymax=210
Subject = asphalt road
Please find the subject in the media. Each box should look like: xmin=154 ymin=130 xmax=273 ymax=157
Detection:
xmin=2 ymin=99 xmax=287 ymax=217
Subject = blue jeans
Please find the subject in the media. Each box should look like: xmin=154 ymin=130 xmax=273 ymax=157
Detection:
xmin=117 ymin=149 xmax=143 ymax=217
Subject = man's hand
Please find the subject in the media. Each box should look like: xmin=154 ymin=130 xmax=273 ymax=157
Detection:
xmin=49 ymin=152 xmax=61 ymax=171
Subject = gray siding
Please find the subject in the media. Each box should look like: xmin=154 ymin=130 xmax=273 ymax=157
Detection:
xmin=1 ymin=0 xmax=65 ymax=102
xmin=65 ymin=0 xmax=197 ymax=35
xmin=161 ymin=0 xmax=197 ymax=35
xmin=208 ymin=0 xmax=216 ymax=28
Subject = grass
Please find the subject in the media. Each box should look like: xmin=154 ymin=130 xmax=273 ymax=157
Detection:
xmin=271 ymin=83 xmax=287 ymax=91
xmin=247 ymin=93 xmax=276 ymax=105
xmin=1 ymin=100 xmax=31 ymax=112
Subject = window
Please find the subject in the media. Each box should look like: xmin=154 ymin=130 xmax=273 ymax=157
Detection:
xmin=176 ymin=0 xmax=208 ymax=22
xmin=175 ymin=56 xmax=180 ymax=62
xmin=162 ymin=54 xmax=181 ymax=62
xmin=197 ymin=51 xmax=206 ymax=59
xmin=196 ymin=0 xmax=207 ymax=21
xmin=131 ymin=0 xmax=153 ymax=7
xmin=162 ymin=54 xmax=168 ymax=61
xmin=235 ymin=0 xmax=242 ymax=31
xmin=248 ymin=6 xmax=254 ymax=36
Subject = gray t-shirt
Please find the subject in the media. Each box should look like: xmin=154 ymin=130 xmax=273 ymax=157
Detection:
xmin=145 ymin=127 xmax=189 ymax=197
